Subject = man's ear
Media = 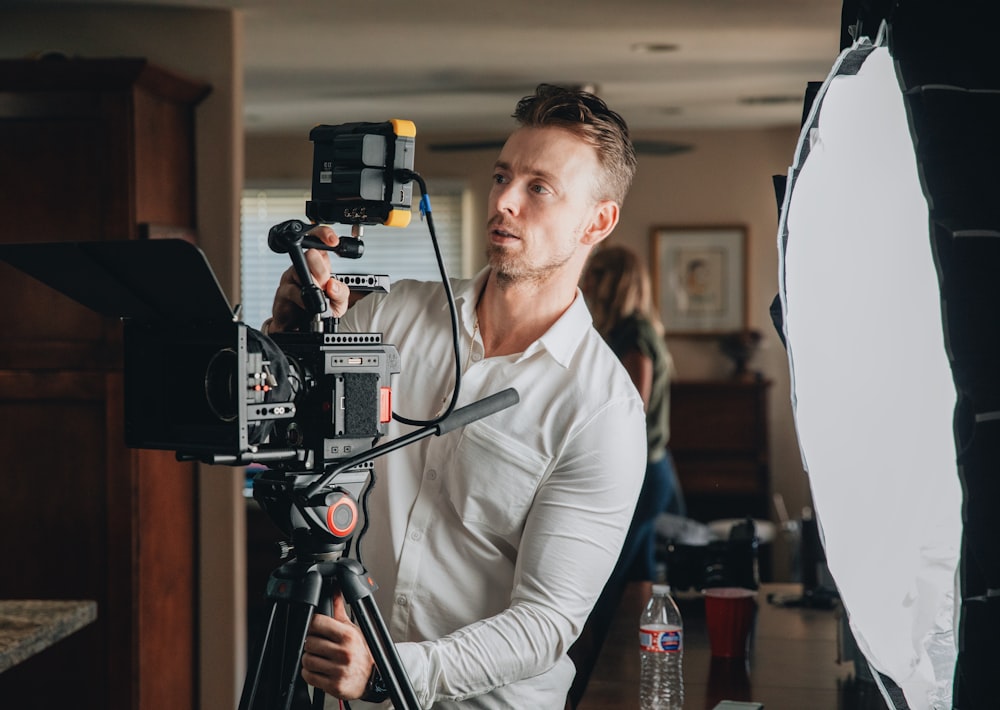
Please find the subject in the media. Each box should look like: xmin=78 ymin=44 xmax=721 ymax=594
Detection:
xmin=581 ymin=200 xmax=620 ymax=246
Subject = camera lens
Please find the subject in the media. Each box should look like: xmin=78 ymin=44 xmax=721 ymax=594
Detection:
xmin=205 ymin=347 xmax=240 ymax=422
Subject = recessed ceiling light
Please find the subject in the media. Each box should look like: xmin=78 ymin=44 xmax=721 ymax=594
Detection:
xmin=631 ymin=42 xmax=680 ymax=54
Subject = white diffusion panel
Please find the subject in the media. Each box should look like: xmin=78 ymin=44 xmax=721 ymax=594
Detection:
xmin=778 ymin=36 xmax=962 ymax=709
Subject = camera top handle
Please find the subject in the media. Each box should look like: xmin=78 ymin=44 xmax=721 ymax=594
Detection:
xmin=268 ymin=219 xmax=365 ymax=321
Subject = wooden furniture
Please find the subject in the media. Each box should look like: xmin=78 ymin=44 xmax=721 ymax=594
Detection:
xmin=669 ymin=378 xmax=772 ymax=523
xmin=0 ymin=58 xmax=209 ymax=710
xmin=578 ymin=582 xmax=887 ymax=710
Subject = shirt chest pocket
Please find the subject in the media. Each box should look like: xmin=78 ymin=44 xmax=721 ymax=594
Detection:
xmin=441 ymin=421 xmax=552 ymax=537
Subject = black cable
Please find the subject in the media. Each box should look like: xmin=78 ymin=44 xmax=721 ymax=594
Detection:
xmin=389 ymin=169 xmax=464 ymax=428
xmin=355 ymin=465 xmax=375 ymax=569
xmin=352 ymin=169 xmax=463 ymax=563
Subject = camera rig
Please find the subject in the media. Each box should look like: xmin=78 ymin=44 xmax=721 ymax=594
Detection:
xmin=0 ymin=119 xmax=518 ymax=710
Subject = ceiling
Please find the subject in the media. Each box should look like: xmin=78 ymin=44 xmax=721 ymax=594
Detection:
xmin=39 ymin=0 xmax=848 ymax=138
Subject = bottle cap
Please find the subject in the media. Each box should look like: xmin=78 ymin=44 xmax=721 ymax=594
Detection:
xmin=652 ymin=583 xmax=671 ymax=595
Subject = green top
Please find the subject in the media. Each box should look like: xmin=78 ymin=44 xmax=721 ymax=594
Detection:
xmin=605 ymin=314 xmax=672 ymax=461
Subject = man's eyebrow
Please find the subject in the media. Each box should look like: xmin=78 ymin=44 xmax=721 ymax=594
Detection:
xmin=493 ymin=160 xmax=559 ymax=184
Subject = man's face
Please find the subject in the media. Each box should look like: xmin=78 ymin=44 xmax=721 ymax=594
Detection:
xmin=486 ymin=126 xmax=607 ymax=287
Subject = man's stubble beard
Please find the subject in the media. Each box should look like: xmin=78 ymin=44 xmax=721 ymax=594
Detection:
xmin=485 ymin=234 xmax=579 ymax=289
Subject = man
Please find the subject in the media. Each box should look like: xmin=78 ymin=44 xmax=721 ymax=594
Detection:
xmin=267 ymin=84 xmax=647 ymax=708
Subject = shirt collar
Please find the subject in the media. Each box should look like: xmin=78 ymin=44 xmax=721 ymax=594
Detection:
xmin=452 ymin=268 xmax=594 ymax=369
xmin=454 ymin=267 xmax=491 ymax=339
xmin=529 ymin=287 xmax=593 ymax=368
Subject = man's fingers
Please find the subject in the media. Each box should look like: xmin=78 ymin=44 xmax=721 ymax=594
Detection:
xmin=304 ymin=246 xmax=333 ymax=285
xmin=303 ymin=620 xmax=351 ymax=662
xmin=331 ymin=592 xmax=350 ymax=622
xmin=307 ymin=601 xmax=352 ymax=642
xmin=269 ymin=278 xmax=308 ymax=331
xmin=268 ymin=225 xmax=350 ymax=331
xmin=302 ymin=246 xmax=351 ymax=317
xmin=300 ymin=609 xmax=373 ymax=701
xmin=307 ymin=224 xmax=340 ymax=248
xmin=324 ymin=278 xmax=350 ymax=318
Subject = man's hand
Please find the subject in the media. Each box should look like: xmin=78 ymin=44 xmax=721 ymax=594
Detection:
xmin=300 ymin=592 xmax=375 ymax=700
xmin=268 ymin=225 xmax=351 ymax=332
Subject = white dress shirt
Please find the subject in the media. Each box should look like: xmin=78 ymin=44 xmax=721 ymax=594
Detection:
xmin=335 ymin=268 xmax=646 ymax=709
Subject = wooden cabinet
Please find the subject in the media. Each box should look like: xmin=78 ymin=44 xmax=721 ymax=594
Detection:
xmin=669 ymin=378 xmax=772 ymax=523
xmin=0 ymin=58 xmax=209 ymax=710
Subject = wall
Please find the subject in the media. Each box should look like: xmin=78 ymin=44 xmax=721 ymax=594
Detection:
xmin=0 ymin=6 xmax=245 ymax=708
xmin=247 ymin=123 xmax=811 ymax=577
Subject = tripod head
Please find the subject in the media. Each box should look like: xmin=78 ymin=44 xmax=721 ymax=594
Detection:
xmin=253 ymin=467 xmax=364 ymax=564
xmin=252 ymin=385 xmax=520 ymax=573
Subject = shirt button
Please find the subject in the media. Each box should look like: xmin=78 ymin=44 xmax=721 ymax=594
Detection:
xmin=427 ymin=469 xmax=438 ymax=480
xmin=471 ymin=352 xmax=482 ymax=362
xmin=396 ymin=595 xmax=408 ymax=607
xmin=410 ymin=530 xmax=422 ymax=541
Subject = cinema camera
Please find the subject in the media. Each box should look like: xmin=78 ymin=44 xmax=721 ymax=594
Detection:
xmin=128 ymin=120 xmax=418 ymax=478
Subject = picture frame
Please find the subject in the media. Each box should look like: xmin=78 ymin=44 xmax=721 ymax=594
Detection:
xmin=650 ymin=225 xmax=747 ymax=334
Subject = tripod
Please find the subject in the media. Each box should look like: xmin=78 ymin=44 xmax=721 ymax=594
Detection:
xmin=239 ymin=487 xmax=419 ymax=710
xmin=238 ymin=387 xmax=520 ymax=710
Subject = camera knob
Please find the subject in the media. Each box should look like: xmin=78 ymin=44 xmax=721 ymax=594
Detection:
xmin=326 ymin=493 xmax=358 ymax=539
xmin=275 ymin=540 xmax=294 ymax=560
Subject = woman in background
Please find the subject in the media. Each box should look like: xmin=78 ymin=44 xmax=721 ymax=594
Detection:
xmin=568 ymin=243 xmax=685 ymax=708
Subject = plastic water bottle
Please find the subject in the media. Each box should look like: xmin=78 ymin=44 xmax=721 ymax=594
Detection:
xmin=639 ymin=583 xmax=684 ymax=709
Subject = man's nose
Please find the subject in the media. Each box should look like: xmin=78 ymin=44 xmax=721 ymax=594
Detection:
xmin=493 ymin=183 xmax=520 ymax=215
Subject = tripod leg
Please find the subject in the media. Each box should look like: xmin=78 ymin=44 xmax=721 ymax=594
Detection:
xmin=240 ymin=567 xmax=325 ymax=710
xmin=309 ymin=586 xmax=333 ymax=710
xmin=353 ymin=595 xmax=421 ymax=709
xmin=337 ymin=559 xmax=421 ymax=710
xmin=239 ymin=598 xmax=279 ymax=709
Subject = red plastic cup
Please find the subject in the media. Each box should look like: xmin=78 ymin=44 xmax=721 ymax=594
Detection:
xmin=704 ymin=587 xmax=757 ymax=657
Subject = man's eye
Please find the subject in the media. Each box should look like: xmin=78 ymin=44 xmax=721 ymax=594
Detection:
xmin=492 ymin=173 xmax=508 ymax=185
xmin=531 ymin=184 xmax=550 ymax=195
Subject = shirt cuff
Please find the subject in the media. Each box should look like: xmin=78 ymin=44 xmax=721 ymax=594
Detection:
xmin=395 ymin=642 xmax=431 ymax=707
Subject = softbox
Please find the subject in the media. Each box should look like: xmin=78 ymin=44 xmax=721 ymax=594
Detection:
xmin=776 ymin=6 xmax=1000 ymax=709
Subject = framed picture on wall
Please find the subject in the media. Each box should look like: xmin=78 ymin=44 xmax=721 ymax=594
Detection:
xmin=651 ymin=225 xmax=747 ymax=334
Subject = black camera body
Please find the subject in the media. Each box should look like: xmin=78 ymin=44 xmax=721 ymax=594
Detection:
xmin=116 ymin=120 xmax=418 ymax=472
xmin=663 ymin=518 xmax=760 ymax=591
xmin=121 ymin=316 xmax=400 ymax=472
xmin=263 ymin=328 xmax=400 ymax=467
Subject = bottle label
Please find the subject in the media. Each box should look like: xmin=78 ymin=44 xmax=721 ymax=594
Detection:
xmin=639 ymin=626 xmax=682 ymax=653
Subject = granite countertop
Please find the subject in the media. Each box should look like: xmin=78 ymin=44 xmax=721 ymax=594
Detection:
xmin=0 ymin=600 xmax=97 ymax=673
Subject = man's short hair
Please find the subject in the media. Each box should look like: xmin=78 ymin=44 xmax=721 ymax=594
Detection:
xmin=512 ymin=84 xmax=637 ymax=205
